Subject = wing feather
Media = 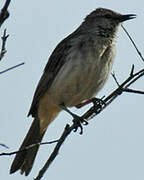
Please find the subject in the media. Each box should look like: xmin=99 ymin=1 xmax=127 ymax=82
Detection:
xmin=28 ymin=36 xmax=72 ymax=117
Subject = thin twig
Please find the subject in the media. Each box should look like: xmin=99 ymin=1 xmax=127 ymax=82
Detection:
xmin=0 ymin=140 xmax=58 ymax=156
xmin=104 ymin=67 xmax=144 ymax=102
xmin=130 ymin=64 xmax=135 ymax=76
xmin=111 ymin=71 xmax=120 ymax=86
xmin=122 ymin=88 xmax=144 ymax=94
xmin=0 ymin=62 xmax=25 ymax=75
xmin=0 ymin=143 xmax=9 ymax=149
xmin=111 ymin=66 xmax=144 ymax=95
xmin=122 ymin=25 xmax=144 ymax=62
xmin=0 ymin=29 xmax=9 ymax=61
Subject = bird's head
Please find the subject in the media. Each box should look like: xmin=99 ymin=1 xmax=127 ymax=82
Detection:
xmin=81 ymin=8 xmax=136 ymax=38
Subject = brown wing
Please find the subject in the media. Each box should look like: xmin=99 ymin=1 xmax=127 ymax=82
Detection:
xmin=28 ymin=36 xmax=73 ymax=117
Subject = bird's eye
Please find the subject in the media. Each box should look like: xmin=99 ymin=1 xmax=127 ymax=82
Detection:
xmin=104 ymin=14 xmax=112 ymax=19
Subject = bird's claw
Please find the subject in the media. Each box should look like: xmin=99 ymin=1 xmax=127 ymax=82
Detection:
xmin=72 ymin=114 xmax=88 ymax=135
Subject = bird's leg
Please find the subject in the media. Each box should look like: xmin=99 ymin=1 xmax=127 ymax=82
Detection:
xmin=75 ymin=98 xmax=96 ymax=108
xmin=59 ymin=103 xmax=88 ymax=134
xmin=75 ymin=97 xmax=106 ymax=109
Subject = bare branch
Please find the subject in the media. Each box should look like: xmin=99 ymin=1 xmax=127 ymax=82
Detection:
xmin=111 ymin=71 xmax=120 ymax=86
xmin=0 ymin=62 xmax=25 ymax=74
xmin=130 ymin=64 xmax=135 ymax=77
xmin=0 ymin=0 xmax=11 ymax=28
xmin=122 ymin=25 xmax=144 ymax=62
xmin=0 ymin=143 xmax=9 ymax=149
xmin=0 ymin=29 xmax=9 ymax=61
xmin=122 ymin=88 xmax=144 ymax=94
xmin=0 ymin=140 xmax=58 ymax=156
xmin=111 ymin=66 xmax=144 ymax=95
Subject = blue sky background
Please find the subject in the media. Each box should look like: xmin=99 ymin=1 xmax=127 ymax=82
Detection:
xmin=0 ymin=0 xmax=144 ymax=180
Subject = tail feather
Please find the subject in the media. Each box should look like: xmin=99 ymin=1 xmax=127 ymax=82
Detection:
xmin=10 ymin=117 xmax=45 ymax=176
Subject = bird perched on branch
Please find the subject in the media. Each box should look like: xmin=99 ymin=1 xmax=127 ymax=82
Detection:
xmin=10 ymin=8 xmax=136 ymax=176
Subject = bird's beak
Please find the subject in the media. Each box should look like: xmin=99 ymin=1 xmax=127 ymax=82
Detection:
xmin=119 ymin=14 xmax=136 ymax=22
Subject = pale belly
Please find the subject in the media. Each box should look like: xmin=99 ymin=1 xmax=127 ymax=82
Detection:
xmin=48 ymin=50 xmax=114 ymax=107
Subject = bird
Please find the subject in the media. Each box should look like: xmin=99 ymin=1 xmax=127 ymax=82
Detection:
xmin=10 ymin=8 xmax=136 ymax=176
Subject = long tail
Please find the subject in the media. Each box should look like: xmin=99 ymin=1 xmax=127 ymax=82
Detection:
xmin=10 ymin=117 xmax=45 ymax=176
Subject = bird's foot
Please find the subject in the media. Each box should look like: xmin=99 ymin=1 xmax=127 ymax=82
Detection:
xmin=91 ymin=97 xmax=106 ymax=114
xmin=59 ymin=103 xmax=88 ymax=134
xmin=72 ymin=114 xmax=88 ymax=135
